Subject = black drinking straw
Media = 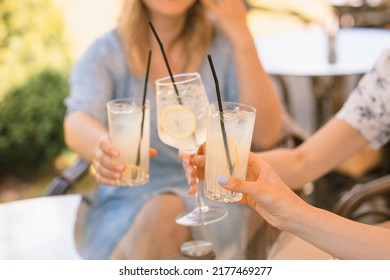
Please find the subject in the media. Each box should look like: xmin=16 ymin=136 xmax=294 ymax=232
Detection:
xmin=135 ymin=49 xmax=152 ymax=166
xmin=148 ymin=20 xmax=182 ymax=104
xmin=207 ymin=54 xmax=234 ymax=176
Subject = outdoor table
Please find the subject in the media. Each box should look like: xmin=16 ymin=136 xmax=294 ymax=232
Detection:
xmin=0 ymin=194 xmax=82 ymax=259
xmin=0 ymin=194 xmax=214 ymax=260
xmin=255 ymin=27 xmax=390 ymax=130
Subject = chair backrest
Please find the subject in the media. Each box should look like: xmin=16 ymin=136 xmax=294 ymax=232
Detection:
xmin=333 ymin=174 xmax=390 ymax=223
xmin=44 ymin=157 xmax=90 ymax=196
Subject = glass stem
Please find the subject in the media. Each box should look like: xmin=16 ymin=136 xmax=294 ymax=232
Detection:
xmin=188 ymin=152 xmax=207 ymax=212
xmin=194 ymin=173 xmax=208 ymax=213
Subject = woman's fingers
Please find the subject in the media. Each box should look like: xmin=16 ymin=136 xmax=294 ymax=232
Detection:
xmin=99 ymin=136 xmax=119 ymax=157
xmin=149 ymin=148 xmax=158 ymax=158
xmin=93 ymin=136 xmax=158 ymax=186
xmin=92 ymin=147 xmax=123 ymax=185
xmin=218 ymin=176 xmax=258 ymax=196
xmin=92 ymin=137 xmax=122 ymax=186
xmin=179 ymin=144 xmax=207 ymax=195
xmin=180 ymin=153 xmax=199 ymax=194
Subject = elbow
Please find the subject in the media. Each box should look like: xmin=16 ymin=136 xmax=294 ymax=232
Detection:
xmin=253 ymin=133 xmax=280 ymax=151
xmin=63 ymin=114 xmax=76 ymax=151
xmin=252 ymin=115 xmax=282 ymax=151
xmin=289 ymin=147 xmax=310 ymax=190
xmin=63 ymin=118 xmax=71 ymax=149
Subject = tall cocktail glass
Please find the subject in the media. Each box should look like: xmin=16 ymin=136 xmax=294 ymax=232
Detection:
xmin=107 ymin=97 xmax=150 ymax=187
xmin=204 ymin=102 xmax=256 ymax=203
xmin=156 ymin=72 xmax=228 ymax=226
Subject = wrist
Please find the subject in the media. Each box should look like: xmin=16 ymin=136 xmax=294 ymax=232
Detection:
xmin=229 ymin=28 xmax=253 ymax=50
xmin=279 ymin=198 xmax=311 ymax=233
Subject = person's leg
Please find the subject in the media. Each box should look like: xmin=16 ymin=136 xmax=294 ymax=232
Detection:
xmin=109 ymin=193 xmax=191 ymax=259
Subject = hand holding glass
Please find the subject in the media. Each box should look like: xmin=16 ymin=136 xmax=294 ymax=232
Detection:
xmin=156 ymin=72 xmax=228 ymax=226
xmin=107 ymin=98 xmax=150 ymax=187
xmin=204 ymin=102 xmax=256 ymax=203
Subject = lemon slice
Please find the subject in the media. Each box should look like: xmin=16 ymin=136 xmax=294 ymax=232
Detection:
xmin=160 ymin=104 xmax=196 ymax=139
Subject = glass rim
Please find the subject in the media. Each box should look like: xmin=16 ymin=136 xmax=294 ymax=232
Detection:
xmin=155 ymin=72 xmax=200 ymax=86
xmin=107 ymin=97 xmax=150 ymax=107
xmin=209 ymin=101 xmax=257 ymax=114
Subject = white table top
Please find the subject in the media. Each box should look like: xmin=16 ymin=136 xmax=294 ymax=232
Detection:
xmin=0 ymin=194 xmax=82 ymax=260
xmin=255 ymin=27 xmax=390 ymax=76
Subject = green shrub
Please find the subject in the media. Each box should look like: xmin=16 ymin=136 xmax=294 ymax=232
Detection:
xmin=0 ymin=0 xmax=70 ymax=100
xmin=0 ymin=69 xmax=69 ymax=178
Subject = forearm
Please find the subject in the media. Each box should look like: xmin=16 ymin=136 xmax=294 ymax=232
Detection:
xmin=259 ymin=148 xmax=307 ymax=189
xmin=259 ymin=119 xmax=369 ymax=189
xmin=64 ymin=111 xmax=109 ymax=162
xmin=232 ymin=30 xmax=282 ymax=150
xmin=287 ymin=203 xmax=390 ymax=259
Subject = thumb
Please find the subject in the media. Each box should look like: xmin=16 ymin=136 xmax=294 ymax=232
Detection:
xmin=218 ymin=176 xmax=259 ymax=196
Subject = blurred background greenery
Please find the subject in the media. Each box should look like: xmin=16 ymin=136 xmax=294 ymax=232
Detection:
xmin=0 ymin=0 xmax=71 ymax=101
xmin=0 ymin=0 xmax=121 ymax=201
xmin=0 ymin=0 xmax=71 ymax=200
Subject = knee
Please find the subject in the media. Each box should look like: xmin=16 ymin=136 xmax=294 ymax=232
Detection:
xmin=135 ymin=194 xmax=190 ymax=239
xmin=143 ymin=193 xmax=184 ymax=220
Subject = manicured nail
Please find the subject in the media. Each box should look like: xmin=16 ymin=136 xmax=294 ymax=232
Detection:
xmin=217 ymin=176 xmax=228 ymax=185
xmin=182 ymin=158 xmax=189 ymax=165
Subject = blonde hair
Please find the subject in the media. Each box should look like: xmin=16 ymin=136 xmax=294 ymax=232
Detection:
xmin=118 ymin=0 xmax=215 ymax=77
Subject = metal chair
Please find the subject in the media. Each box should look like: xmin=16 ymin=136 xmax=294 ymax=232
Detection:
xmin=333 ymin=174 xmax=390 ymax=223
xmin=44 ymin=157 xmax=90 ymax=196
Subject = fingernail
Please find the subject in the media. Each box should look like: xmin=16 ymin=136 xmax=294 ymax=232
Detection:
xmin=182 ymin=158 xmax=189 ymax=165
xmin=217 ymin=176 xmax=228 ymax=185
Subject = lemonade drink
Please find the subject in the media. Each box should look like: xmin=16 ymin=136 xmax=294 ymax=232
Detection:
xmin=204 ymin=102 xmax=256 ymax=203
xmin=107 ymin=98 xmax=150 ymax=186
xmin=156 ymin=73 xmax=209 ymax=154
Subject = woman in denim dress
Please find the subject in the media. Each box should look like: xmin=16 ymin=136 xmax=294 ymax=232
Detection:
xmin=64 ymin=0 xmax=282 ymax=259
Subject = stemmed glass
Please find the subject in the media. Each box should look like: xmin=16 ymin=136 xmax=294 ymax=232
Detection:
xmin=155 ymin=72 xmax=228 ymax=226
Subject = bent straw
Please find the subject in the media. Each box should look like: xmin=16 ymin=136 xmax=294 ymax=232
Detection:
xmin=148 ymin=20 xmax=182 ymax=104
xmin=135 ymin=49 xmax=152 ymax=167
xmin=207 ymin=54 xmax=234 ymax=176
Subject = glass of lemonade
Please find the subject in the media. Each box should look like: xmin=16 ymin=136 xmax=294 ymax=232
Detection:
xmin=156 ymin=73 xmax=208 ymax=154
xmin=204 ymin=102 xmax=256 ymax=203
xmin=107 ymin=97 xmax=150 ymax=187
xmin=156 ymin=73 xmax=227 ymax=226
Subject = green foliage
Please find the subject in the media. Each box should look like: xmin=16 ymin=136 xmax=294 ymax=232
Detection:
xmin=0 ymin=69 xmax=69 ymax=178
xmin=0 ymin=0 xmax=71 ymax=178
xmin=0 ymin=0 xmax=70 ymax=100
